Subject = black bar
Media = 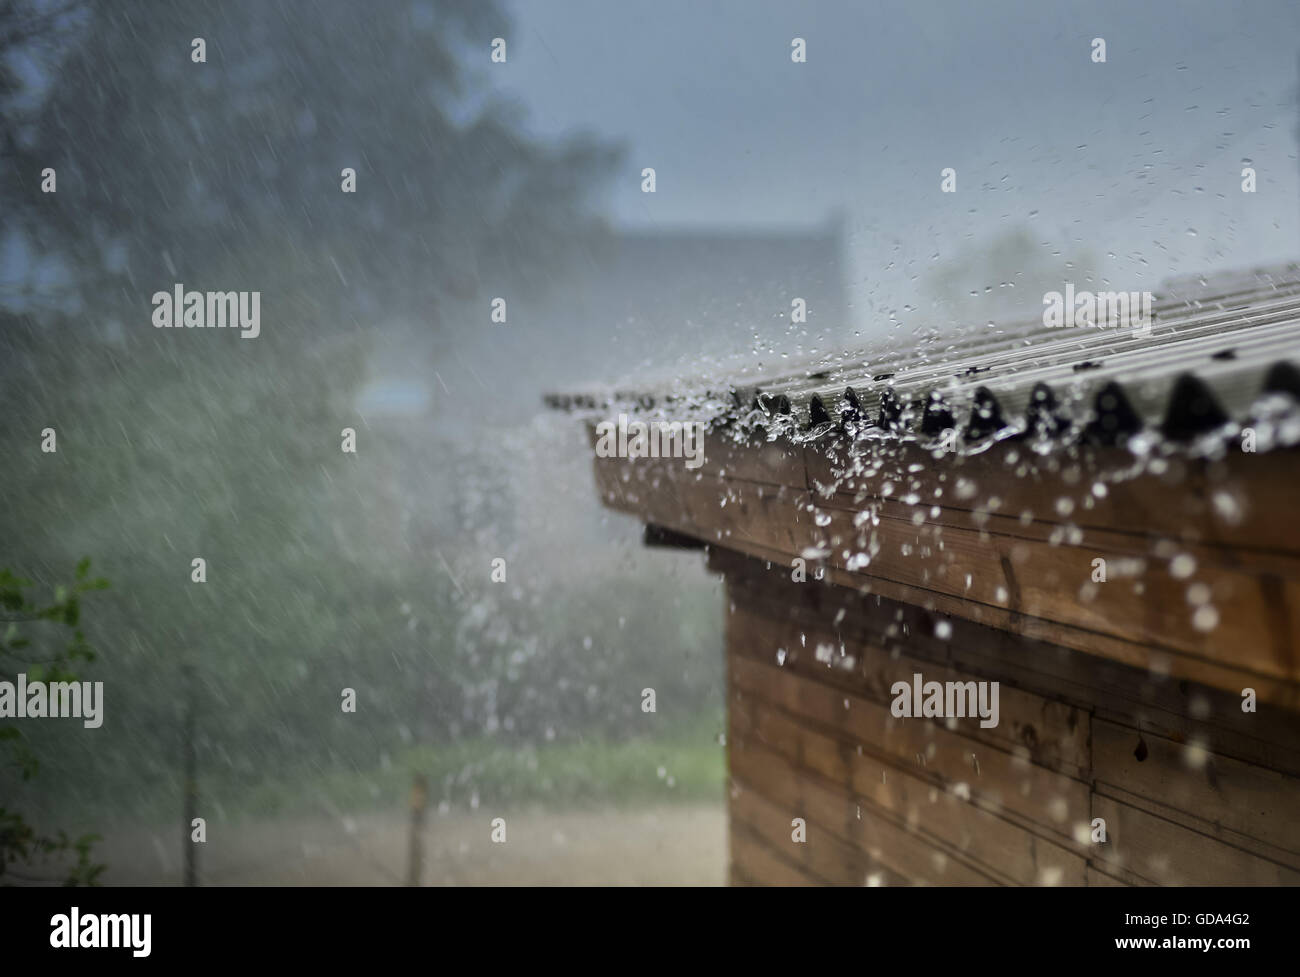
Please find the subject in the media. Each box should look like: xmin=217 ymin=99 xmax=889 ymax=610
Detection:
xmin=1 ymin=885 xmax=1286 ymax=965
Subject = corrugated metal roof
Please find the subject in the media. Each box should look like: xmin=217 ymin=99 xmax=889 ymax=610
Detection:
xmin=546 ymin=262 xmax=1300 ymax=453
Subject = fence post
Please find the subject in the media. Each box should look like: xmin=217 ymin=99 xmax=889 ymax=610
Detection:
xmin=182 ymin=663 xmax=199 ymax=886
xmin=406 ymin=773 xmax=428 ymax=886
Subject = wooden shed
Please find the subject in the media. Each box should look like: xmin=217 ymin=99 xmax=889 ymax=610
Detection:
xmin=549 ymin=264 xmax=1300 ymax=885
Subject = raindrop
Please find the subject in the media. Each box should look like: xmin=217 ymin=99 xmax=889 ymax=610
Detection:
xmin=1192 ymin=605 xmax=1219 ymax=632
xmin=1183 ymin=741 xmax=1209 ymax=770
xmin=1212 ymin=491 xmax=1243 ymax=525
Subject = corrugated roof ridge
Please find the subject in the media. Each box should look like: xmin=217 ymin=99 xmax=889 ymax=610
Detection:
xmin=544 ymin=262 xmax=1300 ymax=454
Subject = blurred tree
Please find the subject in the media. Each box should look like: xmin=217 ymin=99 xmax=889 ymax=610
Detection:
xmin=0 ymin=0 xmax=624 ymax=832
xmin=7 ymin=0 xmax=619 ymax=320
xmin=925 ymin=225 xmax=1099 ymax=328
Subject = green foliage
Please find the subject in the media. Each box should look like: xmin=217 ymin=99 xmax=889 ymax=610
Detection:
xmin=0 ymin=0 xmax=621 ymax=789
xmin=0 ymin=0 xmax=722 ymax=859
xmin=0 ymin=808 xmax=104 ymax=886
xmin=0 ymin=561 xmax=109 ymax=885
xmin=10 ymin=0 xmax=620 ymax=318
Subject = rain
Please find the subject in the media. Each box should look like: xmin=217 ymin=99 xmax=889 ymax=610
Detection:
xmin=1 ymin=0 xmax=1299 ymax=916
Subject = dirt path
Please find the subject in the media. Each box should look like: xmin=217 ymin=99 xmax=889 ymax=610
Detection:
xmin=96 ymin=804 xmax=726 ymax=885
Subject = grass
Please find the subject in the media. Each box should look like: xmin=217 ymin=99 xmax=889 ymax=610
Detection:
xmin=10 ymin=712 xmax=728 ymax=839
xmin=225 ymin=711 xmax=728 ymax=819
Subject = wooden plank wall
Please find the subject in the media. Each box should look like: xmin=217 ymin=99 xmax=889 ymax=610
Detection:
xmin=717 ymin=549 xmax=1300 ymax=886
xmin=590 ymin=426 xmax=1300 ymax=708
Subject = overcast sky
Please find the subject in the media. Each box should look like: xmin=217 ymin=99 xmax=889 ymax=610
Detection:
xmin=496 ymin=0 xmax=1300 ymax=338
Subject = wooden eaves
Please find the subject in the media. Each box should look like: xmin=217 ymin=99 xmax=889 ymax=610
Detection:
xmin=555 ymin=264 xmax=1300 ymax=709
